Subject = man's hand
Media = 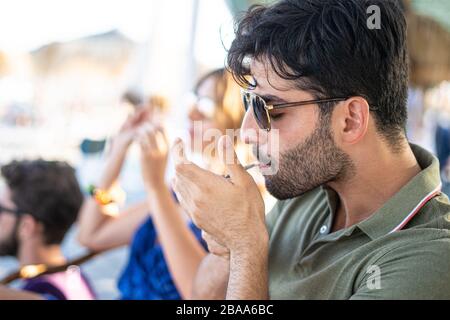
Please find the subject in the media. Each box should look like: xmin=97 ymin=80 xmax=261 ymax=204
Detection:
xmin=202 ymin=231 xmax=230 ymax=260
xmin=171 ymin=135 xmax=267 ymax=254
xmin=172 ymin=135 xmax=269 ymax=299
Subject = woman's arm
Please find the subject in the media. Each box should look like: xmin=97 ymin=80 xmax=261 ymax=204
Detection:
xmin=138 ymin=125 xmax=207 ymax=299
xmin=77 ymin=109 xmax=151 ymax=251
xmin=77 ymin=198 xmax=150 ymax=251
xmin=147 ymin=187 xmax=207 ymax=299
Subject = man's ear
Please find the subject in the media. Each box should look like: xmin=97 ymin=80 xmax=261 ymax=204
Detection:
xmin=334 ymin=97 xmax=370 ymax=145
xmin=17 ymin=214 xmax=40 ymax=241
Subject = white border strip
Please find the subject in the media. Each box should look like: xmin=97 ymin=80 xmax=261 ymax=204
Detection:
xmin=389 ymin=183 xmax=442 ymax=233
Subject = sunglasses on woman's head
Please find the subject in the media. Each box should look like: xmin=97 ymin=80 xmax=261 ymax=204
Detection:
xmin=241 ymin=90 xmax=349 ymax=131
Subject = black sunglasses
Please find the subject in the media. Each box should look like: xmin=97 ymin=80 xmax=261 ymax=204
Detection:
xmin=241 ymin=90 xmax=348 ymax=131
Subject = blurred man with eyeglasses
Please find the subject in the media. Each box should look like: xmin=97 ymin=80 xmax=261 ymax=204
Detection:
xmin=0 ymin=160 xmax=95 ymax=300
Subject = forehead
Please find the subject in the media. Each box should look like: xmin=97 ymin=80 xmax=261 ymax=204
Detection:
xmin=249 ymin=58 xmax=295 ymax=92
xmin=249 ymin=58 xmax=316 ymax=102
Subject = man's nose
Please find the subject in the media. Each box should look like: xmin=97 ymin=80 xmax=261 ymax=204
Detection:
xmin=240 ymin=108 xmax=267 ymax=146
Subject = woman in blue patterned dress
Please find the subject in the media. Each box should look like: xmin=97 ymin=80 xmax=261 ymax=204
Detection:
xmin=77 ymin=69 xmax=243 ymax=299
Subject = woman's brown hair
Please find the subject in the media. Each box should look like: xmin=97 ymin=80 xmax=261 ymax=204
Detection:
xmin=194 ymin=68 xmax=243 ymax=131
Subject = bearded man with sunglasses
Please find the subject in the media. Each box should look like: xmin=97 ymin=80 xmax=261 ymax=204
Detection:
xmin=171 ymin=0 xmax=450 ymax=300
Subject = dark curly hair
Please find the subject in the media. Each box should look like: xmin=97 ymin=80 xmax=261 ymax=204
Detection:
xmin=1 ymin=160 xmax=83 ymax=245
xmin=227 ymin=0 xmax=409 ymax=151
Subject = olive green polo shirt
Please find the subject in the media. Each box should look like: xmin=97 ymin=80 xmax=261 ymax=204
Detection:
xmin=266 ymin=144 xmax=450 ymax=299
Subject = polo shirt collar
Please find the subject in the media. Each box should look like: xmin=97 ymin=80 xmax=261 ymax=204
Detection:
xmin=321 ymin=144 xmax=442 ymax=240
xmin=356 ymin=143 xmax=442 ymax=240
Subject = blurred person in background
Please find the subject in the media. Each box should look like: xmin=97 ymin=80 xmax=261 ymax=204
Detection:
xmin=116 ymin=92 xmax=171 ymax=204
xmin=77 ymin=68 xmax=246 ymax=300
xmin=0 ymin=160 xmax=94 ymax=300
xmin=435 ymin=123 xmax=450 ymax=196
xmin=147 ymin=94 xmax=170 ymax=124
xmin=122 ymin=90 xmax=170 ymax=121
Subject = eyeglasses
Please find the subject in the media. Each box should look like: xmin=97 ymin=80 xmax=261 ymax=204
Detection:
xmin=241 ymin=90 xmax=348 ymax=131
xmin=195 ymin=96 xmax=216 ymax=119
xmin=0 ymin=203 xmax=23 ymax=216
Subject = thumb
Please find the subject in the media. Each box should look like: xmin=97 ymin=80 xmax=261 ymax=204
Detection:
xmin=171 ymin=138 xmax=189 ymax=166
xmin=218 ymin=135 xmax=245 ymax=181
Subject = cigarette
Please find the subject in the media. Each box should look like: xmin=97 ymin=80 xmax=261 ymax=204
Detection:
xmin=223 ymin=163 xmax=258 ymax=179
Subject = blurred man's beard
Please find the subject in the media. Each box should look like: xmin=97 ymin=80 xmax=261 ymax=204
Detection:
xmin=0 ymin=221 xmax=19 ymax=257
xmin=262 ymin=114 xmax=354 ymax=200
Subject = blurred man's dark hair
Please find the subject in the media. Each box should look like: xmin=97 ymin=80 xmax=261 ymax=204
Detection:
xmin=1 ymin=159 xmax=83 ymax=245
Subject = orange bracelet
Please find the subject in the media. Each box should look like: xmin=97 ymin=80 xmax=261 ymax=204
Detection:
xmin=88 ymin=185 xmax=114 ymax=206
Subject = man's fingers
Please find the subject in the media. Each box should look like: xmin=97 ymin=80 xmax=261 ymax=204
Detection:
xmin=218 ymin=135 xmax=246 ymax=182
xmin=201 ymin=231 xmax=230 ymax=257
xmin=171 ymin=138 xmax=188 ymax=166
xmin=171 ymin=138 xmax=209 ymax=178
xmin=171 ymin=175 xmax=197 ymax=220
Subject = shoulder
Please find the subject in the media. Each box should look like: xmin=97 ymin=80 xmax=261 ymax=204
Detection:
xmin=353 ymin=230 xmax=450 ymax=299
xmin=409 ymin=192 xmax=450 ymax=231
xmin=378 ymin=231 xmax=450 ymax=269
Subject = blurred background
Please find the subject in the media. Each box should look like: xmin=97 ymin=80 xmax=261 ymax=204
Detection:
xmin=0 ymin=0 xmax=449 ymax=299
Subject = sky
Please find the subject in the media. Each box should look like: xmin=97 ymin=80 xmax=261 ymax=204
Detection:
xmin=0 ymin=0 xmax=234 ymax=67
xmin=0 ymin=0 xmax=155 ymax=51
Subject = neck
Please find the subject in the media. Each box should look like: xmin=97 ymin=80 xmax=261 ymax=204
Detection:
xmin=18 ymin=242 xmax=66 ymax=267
xmin=328 ymin=141 xmax=421 ymax=232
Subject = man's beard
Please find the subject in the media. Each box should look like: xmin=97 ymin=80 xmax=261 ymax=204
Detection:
xmin=257 ymin=114 xmax=354 ymax=200
xmin=0 ymin=220 xmax=20 ymax=257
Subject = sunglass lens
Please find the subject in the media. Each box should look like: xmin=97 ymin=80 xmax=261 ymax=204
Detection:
xmin=242 ymin=93 xmax=250 ymax=112
xmin=252 ymin=95 xmax=269 ymax=130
